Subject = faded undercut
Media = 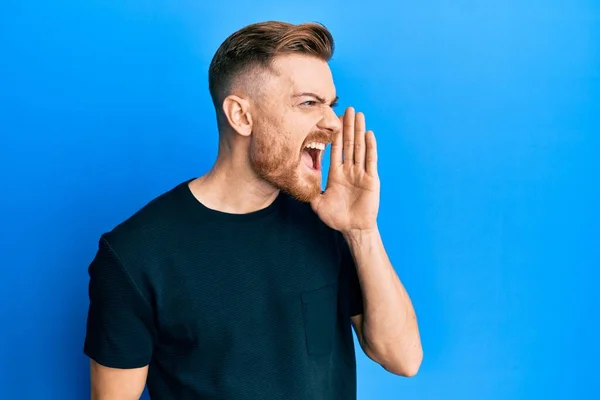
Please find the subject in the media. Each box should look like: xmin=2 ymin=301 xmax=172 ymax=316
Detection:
xmin=208 ymin=21 xmax=334 ymax=116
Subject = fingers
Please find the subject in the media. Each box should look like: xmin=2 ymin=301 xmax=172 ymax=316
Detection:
xmin=338 ymin=107 xmax=377 ymax=175
xmin=354 ymin=111 xmax=366 ymax=167
xmin=342 ymin=107 xmax=355 ymax=164
xmin=330 ymin=115 xmax=344 ymax=167
xmin=365 ymin=130 xmax=378 ymax=176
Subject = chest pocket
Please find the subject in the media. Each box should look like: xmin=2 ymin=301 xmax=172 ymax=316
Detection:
xmin=301 ymin=281 xmax=339 ymax=357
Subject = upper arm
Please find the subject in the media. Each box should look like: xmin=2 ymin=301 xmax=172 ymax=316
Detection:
xmin=84 ymin=236 xmax=156 ymax=397
xmin=90 ymin=360 xmax=148 ymax=400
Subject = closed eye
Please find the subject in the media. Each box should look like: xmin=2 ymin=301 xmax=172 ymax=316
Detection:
xmin=301 ymin=100 xmax=338 ymax=108
xmin=294 ymin=93 xmax=339 ymax=108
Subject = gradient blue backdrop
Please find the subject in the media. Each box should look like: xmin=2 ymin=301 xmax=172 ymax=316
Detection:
xmin=1 ymin=1 xmax=599 ymax=399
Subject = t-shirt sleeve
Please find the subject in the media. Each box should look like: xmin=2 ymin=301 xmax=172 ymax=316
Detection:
xmin=83 ymin=236 xmax=156 ymax=368
xmin=337 ymin=233 xmax=364 ymax=318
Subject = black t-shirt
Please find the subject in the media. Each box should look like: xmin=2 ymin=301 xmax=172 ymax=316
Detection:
xmin=83 ymin=179 xmax=364 ymax=399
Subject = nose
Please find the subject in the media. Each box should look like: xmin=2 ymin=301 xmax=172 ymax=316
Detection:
xmin=317 ymin=106 xmax=342 ymax=135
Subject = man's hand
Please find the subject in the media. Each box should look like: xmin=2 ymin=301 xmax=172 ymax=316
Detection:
xmin=311 ymin=107 xmax=380 ymax=234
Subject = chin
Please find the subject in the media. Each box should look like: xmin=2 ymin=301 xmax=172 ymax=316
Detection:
xmin=296 ymin=186 xmax=321 ymax=203
xmin=254 ymin=158 xmax=322 ymax=203
xmin=286 ymin=187 xmax=321 ymax=203
xmin=278 ymin=171 xmax=322 ymax=203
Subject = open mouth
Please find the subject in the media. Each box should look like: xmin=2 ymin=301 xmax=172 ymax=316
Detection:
xmin=302 ymin=141 xmax=326 ymax=171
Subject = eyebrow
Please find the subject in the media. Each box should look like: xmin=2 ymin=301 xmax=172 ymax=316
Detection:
xmin=293 ymin=92 xmax=339 ymax=106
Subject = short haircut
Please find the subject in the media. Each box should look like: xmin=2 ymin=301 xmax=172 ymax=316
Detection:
xmin=208 ymin=21 xmax=334 ymax=110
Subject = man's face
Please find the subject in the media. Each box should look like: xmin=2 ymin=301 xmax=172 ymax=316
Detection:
xmin=249 ymin=54 xmax=342 ymax=203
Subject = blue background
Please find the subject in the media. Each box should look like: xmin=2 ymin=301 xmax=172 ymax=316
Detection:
xmin=1 ymin=1 xmax=599 ymax=399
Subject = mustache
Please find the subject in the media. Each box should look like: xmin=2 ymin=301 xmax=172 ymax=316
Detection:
xmin=303 ymin=131 xmax=333 ymax=146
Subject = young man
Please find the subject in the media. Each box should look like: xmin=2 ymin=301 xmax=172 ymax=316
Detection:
xmin=84 ymin=21 xmax=422 ymax=399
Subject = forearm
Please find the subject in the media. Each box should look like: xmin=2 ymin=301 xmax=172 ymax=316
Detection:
xmin=343 ymin=226 xmax=423 ymax=376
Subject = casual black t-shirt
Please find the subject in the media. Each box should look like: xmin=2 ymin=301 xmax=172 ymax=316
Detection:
xmin=83 ymin=178 xmax=364 ymax=399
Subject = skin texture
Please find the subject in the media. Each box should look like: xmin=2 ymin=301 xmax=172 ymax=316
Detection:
xmin=90 ymin=52 xmax=423 ymax=398
xmin=224 ymin=53 xmax=341 ymax=203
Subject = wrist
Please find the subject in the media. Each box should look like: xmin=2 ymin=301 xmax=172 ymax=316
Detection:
xmin=342 ymin=225 xmax=380 ymax=243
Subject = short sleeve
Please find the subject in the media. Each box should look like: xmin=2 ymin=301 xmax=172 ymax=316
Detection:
xmin=337 ymin=233 xmax=364 ymax=318
xmin=83 ymin=236 xmax=156 ymax=368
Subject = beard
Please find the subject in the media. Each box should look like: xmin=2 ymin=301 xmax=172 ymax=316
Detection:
xmin=249 ymin=128 xmax=323 ymax=203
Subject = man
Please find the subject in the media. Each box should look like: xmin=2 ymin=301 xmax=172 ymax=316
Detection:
xmin=83 ymin=20 xmax=422 ymax=399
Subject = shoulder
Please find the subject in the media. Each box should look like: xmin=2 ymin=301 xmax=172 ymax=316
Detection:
xmin=99 ymin=179 xmax=193 ymax=266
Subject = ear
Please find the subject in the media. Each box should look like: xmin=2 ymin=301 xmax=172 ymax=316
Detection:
xmin=222 ymin=95 xmax=253 ymax=137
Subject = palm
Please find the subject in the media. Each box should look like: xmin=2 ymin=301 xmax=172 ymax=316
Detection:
xmin=311 ymin=107 xmax=380 ymax=233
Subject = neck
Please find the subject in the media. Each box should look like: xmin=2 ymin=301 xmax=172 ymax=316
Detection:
xmin=189 ymin=142 xmax=279 ymax=214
